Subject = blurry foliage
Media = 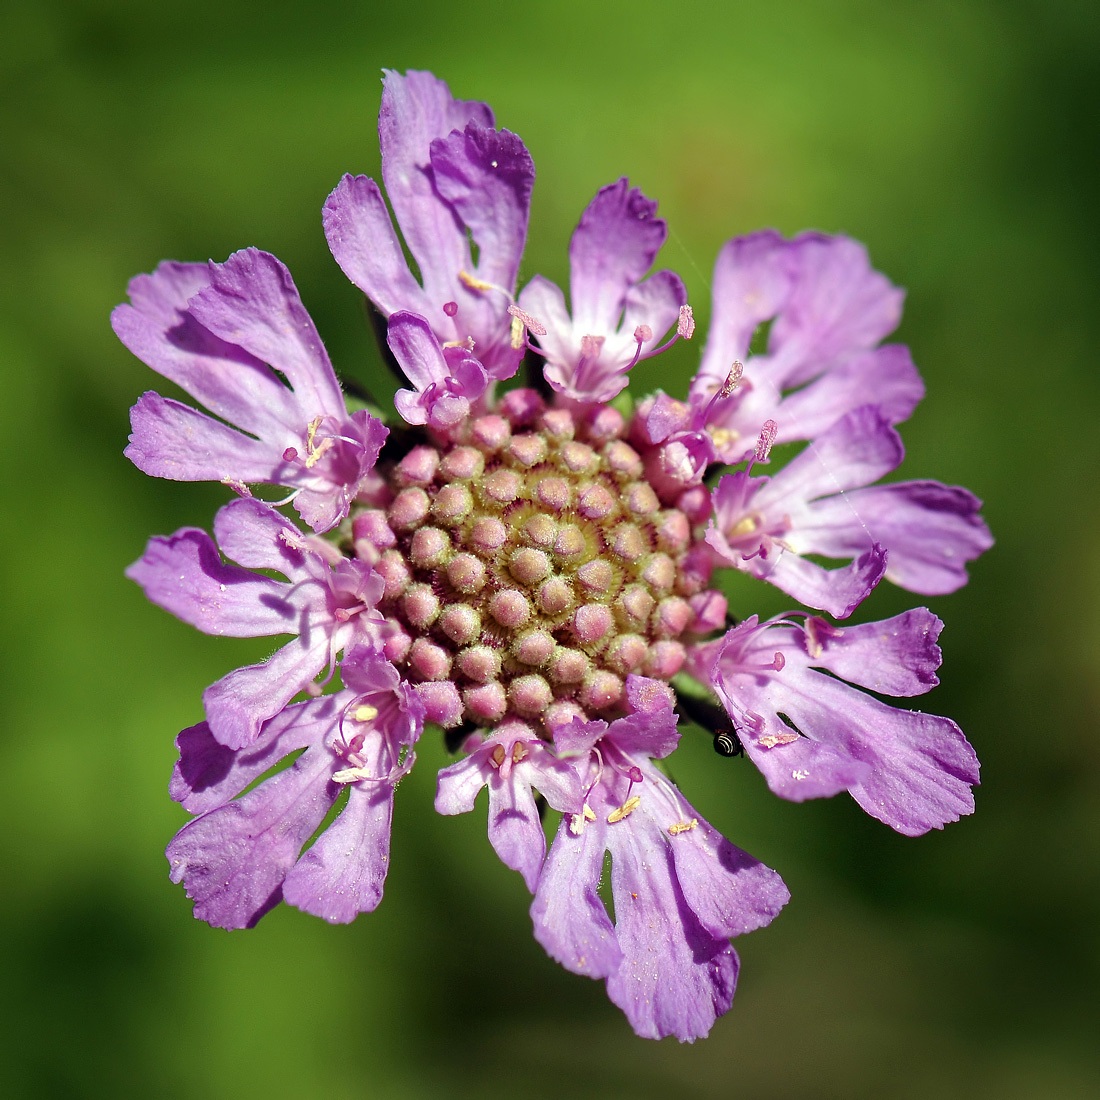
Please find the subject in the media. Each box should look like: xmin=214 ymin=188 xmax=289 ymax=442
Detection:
xmin=1 ymin=0 xmax=1098 ymax=1096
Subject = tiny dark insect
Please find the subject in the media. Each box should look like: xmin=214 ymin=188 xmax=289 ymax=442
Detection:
xmin=713 ymin=729 xmax=744 ymax=757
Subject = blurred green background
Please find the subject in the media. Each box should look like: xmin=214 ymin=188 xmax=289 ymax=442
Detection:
xmin=2 ymin=0 xmax=1098 ymax=1096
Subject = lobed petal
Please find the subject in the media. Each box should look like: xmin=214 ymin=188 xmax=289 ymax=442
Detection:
xmin=126 ymin=392 xmax=283 ymax=485
xmin=569 ymin=179 xmax=668 ymax=333
xmin=808 ymin=481 xmax=994 ymax=595
xmin=188 ymin=248 xmax=345 ymax=419
xmin=430 ymin=123 xmax=534 ymax=292
xmin=126 ymin=527 xmax=295 ymax=638
xmin=166 ymin=744 xmax=336 ymax=930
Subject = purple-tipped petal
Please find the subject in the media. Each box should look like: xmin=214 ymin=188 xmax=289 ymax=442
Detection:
xmin=769 ymin=234 xmax=904 ymax=385
xmin=532 ymin=815 xmax=622 ymax=980
xmin=171 ymin=699 xmax=337 ymax=814
xmin=697 ymin=230 xmax=793 ymax=383
xmin=801 ymin=609 xmax=945 ymax=696
xmin=112 ymin=263 xmax=301 ymax=439
xmin=711 ymin=617 xmax=980 ymax=834
xmin=437 ymin=731 xmax=584 ymax=892
xmin=378 ymin=69 xmax=493 ymax=303
xmin=569 ymin=179 xmax=668 ymax=333
xmin=753 ymin=544 xmax=889 ymax=619
xmin=430 ymin=123 xmax=534 ymax=292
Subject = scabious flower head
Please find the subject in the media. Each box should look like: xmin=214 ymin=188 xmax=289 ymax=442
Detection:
xmin=120 ymin=69 xmax=991 ymax=1042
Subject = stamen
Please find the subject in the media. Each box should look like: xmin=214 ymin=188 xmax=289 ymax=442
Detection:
xmin=668 ymin=818 xmax=698 ymax=835
xmin=754 ymin=419 xmax=778 ymax=462
xmin=507 ymin=303 xmax=547 ymax=336
xmin=677 ymin=304 xmax=695 ymax=339
xmin=458 ymin=270 xmax=495 ymax=293
xmin=607 ymin=795 xmax=641 ymax=824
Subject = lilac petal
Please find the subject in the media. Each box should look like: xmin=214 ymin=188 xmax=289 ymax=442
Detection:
xmin=516 ymin=274 xmax=575 ymax=364
xmin=735 ymin=721 xmax=872 ymax=802
xmin=802 ymin=609 xmax=945 ymax=697
xmin=788 ymin=675 xmax=979 ymax=835
xmin=202 ymin=634 xmax=329 ymax=750
xmin=387 ymin=311 xmax=450 ymax=393
xmin=569 ymin=179 xmax=668 ymax=333
xmin=716 ymin=625 xmax=978 ymax=834
xmin=126 ymin=527 xmax=295 ymax=638
xmin=531 ymin=817 xmax=623 ymax=980
xmin=187 ymin=249 xmax=344 ymax=418
xmin=770 ymin=344 xmax=924 ymax=440
xmin=809 ymin=481 xmax=994 ymax=595
xmin=762 ymin=406 xmax=904 ymax=507
xmin=171 ymin=697 xmax=340 ymax=814
xmin=605 ymin=832 xmax=740 ymax=1042
xmin=620 ymin=269 xmax=688 ymax=348
xmin=378 ymin=69 xmax=493 ymax=303
xmin=112 ymin=264 xmax=301 ymax=439
xmin=211 ymin=497 xmax=308 ymax=574
xmin=636 ymin=766 xmax=790 ymax=939
xmin=126 ymin=392 xmax=283 ymax=484
xmin=322 ymin=174 xmax=430 ymax=317
xmin=769 ymin=233 xmax=905 ymax=387
xmin=386 ymin=312 xmax=448 ymax=390
xmin=435 ymin=754 xmax=489 ymax=815
xmin=752 ymin=543 xmax=888 ymax=618
xmin=283 ymin=782 xmax=394 ymax=922
xmin=696 ymin=230 xmax=793 ymax=386
xmin=166 ymin=744 xmax=335 ymax=930
xmin=430 ymin=123 xmax=534 ymax=291
xmin=486 ymin=778 xmax=546 ymax=892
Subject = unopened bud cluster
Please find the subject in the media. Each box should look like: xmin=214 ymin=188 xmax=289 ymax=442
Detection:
xmin=351 ymin=389 xmax=724 ymax=734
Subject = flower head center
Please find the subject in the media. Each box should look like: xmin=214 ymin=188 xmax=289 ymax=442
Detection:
xmin=353 ymin=390 xmax=720 ymax=736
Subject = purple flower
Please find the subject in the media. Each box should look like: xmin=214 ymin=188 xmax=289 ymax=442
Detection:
xmin=386 ymin=310 xmax=489 ymax=430
xmin=113 ymin=248 xmax=388 ymax=533
xmin=706 ymin=405 xmax=992 ymax=614
xmin=531 ymin=678 xmax=789 ymax=1042
xmin=126 ymin=497 xmax=384 ymax=749
xmin=705 ymin=612 xmax=980 ymax=835
xmin=689 ymin=231 xmax=924 ymax=461
xmin=517 ymin=178 xmax=690 ymax=404
xmin=324 ymin=69 xmax=534 ymax=380
xmin=435 ymin=720 xmax=583 ymax=890
xmin=120 ymin=68 xmax=991 ymax=1043
xmin=168 ymin=647 xmax=423 ymax=928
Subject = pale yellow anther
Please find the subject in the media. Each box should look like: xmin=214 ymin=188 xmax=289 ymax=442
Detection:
xmin=607 ymin=795 xmax=641 ymax=824
xmin=490 ymin=744 xmax=507 ymax=768
xmin=511 ymin=742 xmax=528 ymax=763
xmin=303 ymin=416 xmax=334 ymax=468
xmin=332 ymin=765 xmax=373 ymax=785
xmin=667 ymin=818 xmax=698 ymax=836
xmin=758 ymin=731 xmax=800 ymax=749
xmin=459 ymin=270 xmax=494 ymax=292
xmin=728 ymin=513 xmax=762 ymax=539
xmin=709 ymin=427 xmax=738 ymax=451
xmin=510 ymin=314 xmax=525 ymax=350
xmin=353 ymin=704 xmax=379 ymax=723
